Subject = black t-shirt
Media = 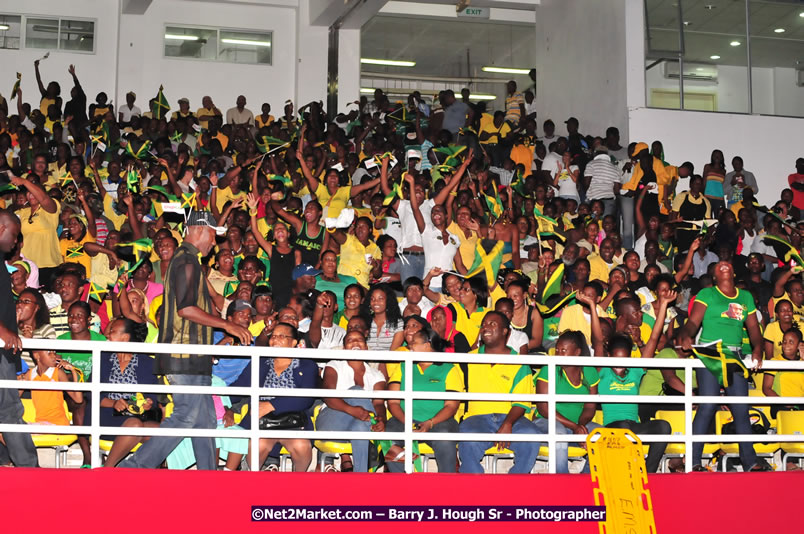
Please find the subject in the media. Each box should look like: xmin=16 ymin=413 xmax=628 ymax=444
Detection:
xmin=64 ymin=87 xmax=88 ymax=126
xmin=0 ymin=252 xmax=20 ymax=369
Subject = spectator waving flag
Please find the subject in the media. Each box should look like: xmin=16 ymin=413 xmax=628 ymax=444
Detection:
xmin=126 ymin=139 xmax=155 ymax=161
xmin=541 ymin=263 xmax=565 ymax=303
xmin=88 ymin=281 xmax=109 ymax=304
xmin=483 ymin=182 xmax=504 ymax=221
xmin=151 ymin=85 xmax=170 ymax=120
xmin=383 ymin=179 xmax=405 ymax=206
xmin=256 ymin=136 xmax=289 ymax=155
xmin=466 ymin=239 xmax=505 ymax=287
xmin=116 ymin=238 xmax=154 ymax=275
xmin=126 ymin=167 xmax=142 ymax=194
xmin=691 ymin=342 xmax=748 ymax=388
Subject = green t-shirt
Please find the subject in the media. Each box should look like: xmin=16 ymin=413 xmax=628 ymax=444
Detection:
xmin=57 ymin=330 xmax=107 ymax=381
xmin=390 ymin=362 xmax=464 ymax=421
xmin=639 ymin=347 xmax=698 ymax=396
xmin=696 ymin=286 xmax=756 ymax=354
xmin=315 ymin=274 xmax=358 ymax=312
xmin=535 ymin=365 xmax=599 ymax=424
xmin=599 ymin=367 xmax=644 ymax=425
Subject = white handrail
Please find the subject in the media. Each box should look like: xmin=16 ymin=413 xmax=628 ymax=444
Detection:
xmin=5 ymin=338 xmax=804 ymax=473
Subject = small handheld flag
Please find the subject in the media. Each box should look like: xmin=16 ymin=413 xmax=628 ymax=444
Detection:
xmin=11 ymin=72 xmax=21 ymax=100
xmin=152 ymin=85 xmax=170 ymax=120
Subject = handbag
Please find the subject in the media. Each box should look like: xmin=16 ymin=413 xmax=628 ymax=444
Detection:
xmin=259 ymin=411 xmax=306 ymax=430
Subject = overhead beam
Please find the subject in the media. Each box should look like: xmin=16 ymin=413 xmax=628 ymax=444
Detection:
xmin=309 ymin=0 xmax=387 ymax=29
xmin=121 ymin=0 xmax=153 ymax=15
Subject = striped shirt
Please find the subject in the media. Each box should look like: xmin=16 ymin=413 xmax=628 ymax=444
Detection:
xmin=585 ymin=154 xmax=621 ymax=200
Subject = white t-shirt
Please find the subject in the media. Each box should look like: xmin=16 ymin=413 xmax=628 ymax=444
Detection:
xmin=318 ymin=324 xmax=346 ymax=350
xmin=422 ymin=224 xmax=460 ymax=282
xmin=507 ymin=329 xmax=529 ymax=354
xmin=321 ymin=360 xmax=386 ymax=406
xmin=383 ymin=216 xmax=403 ymax=247
xmin=556 ymin=165 xmax=580 ymax=199
xmin=541 ymin=151 xmax=562 ymax=179
xmin=397 ymin=198 xmax=434 ymax=250
xmin=399 ymin=297 xmax=434 ymax=318
xmin=119 ymin=104 xmax=141 ymax=122
xmin=740 ymin=230 xmax=757 ymax=256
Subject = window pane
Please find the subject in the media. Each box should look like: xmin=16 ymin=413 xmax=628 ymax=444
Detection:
xmin=164 ymin=26 xmax=217 ymax=60
xmin=25 ymin=17 xmax=59 ymax=50
xmin=0 ymin=14 xmax=22 ymax=50
xmin=748 ymin=0 xmax=804 ymax=117
xmin=645 ymin=0 xmax=682 ymax=54
xmin=59 ymin=19 xmax=94 ymax=52
xmin=218 ymin=30 xmax=272 ymax=64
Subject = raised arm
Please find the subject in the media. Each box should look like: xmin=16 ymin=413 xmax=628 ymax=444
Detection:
xmin=77 ymin=190 xmax=97 ymax=238
xmin=270 ymin=196 xmax=303 ymax=234
xmin=34 ymin=59 xmax=46 ymax=97
xmin=88 ymin=159 xmax=108 ymax=200
xmin=406 ymin=173 xmax=425 ymax=234
xmin=433 ymin=149 xmax=473 ymax=206
xmin=378 ymin=155 xmax=399 ymax=211
xmin=675 ymin=238 xmax=700 ymax=285
xmin=641 ymin=291 xmax=675 ymax=358
xmin=9 ymin=174 xmax=56 ymax=213
xmin=295 ymin=146 xmax=320 ymax=194
xmin=773 ymin=268 xmax=796 ymax=299
xmin=350 ymin=177 xmax=380 ymax=199
xmin=246 ymin=193 xmax=273 ymax=257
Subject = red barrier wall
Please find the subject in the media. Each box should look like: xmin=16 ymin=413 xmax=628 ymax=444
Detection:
xmin=2 ymin=469 xmax=799 ymax=532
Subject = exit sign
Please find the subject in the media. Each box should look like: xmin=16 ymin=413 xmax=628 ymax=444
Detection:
xmin=458 ymin=7 xmax=490 ymax=19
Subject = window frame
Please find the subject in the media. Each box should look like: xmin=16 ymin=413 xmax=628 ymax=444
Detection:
xmin=0 ymin=14 xmax=23 ymax=51
xmin=163 ymin=23 xmax=273 ymax=66
xmin=18 ymin=13 xmax=97 ymax=54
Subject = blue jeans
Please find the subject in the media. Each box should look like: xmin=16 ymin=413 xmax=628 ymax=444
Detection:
xmin=693 ymin=366 xmax=757 ymax=470
xmin=618 ymin=194 xmax=634 ymax=249
xmin=385 ymin=416 xmax=459 ymax=473
xmin=118 ymin=374 xmax=217 ymax=470
xmin=314 ymin=388 xmax=374 ymax=472
xmin=597 ymin=197 xmax=617 ymax=218
xmin=0 ymin=356 xmax=38 ymax=467
xmin=533 ymin=418 xmax=601 ymax=474
xmin=458 ymin=413 xmax=542 ymax=474
xmin=400 ymin=253 xmax=425 ymax=285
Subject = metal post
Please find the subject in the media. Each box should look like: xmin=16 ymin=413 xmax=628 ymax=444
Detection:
xmin=745 ymin=0 xmax=753 ymax=114
xmin=677 ymin=0 xmax=685 ymax=110
xmin=251 ymin=353 xmax=260 ymax=471
xmin=90 ymin=348 xmax=101 ymax=467
xmin=404 ymin=352 xmax=414 ymax=474
xmin=684 ymin=364 xmax=693 ymax=473
xmin=327 ymin=25 xmax=339 ymax=122
xmin=547 ymin=360 xmax=556 ymax=474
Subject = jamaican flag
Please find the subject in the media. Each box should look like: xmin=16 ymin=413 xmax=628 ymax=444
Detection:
xmin=116 ymin=238 xmax=154 ymax=275
xmin=431 ymin=145 xmax=467 ymax=172
xmin=483 ymin=182 xmax=504 ymax=221
xmin=762 ymin=234 xmax=803 ymax=266
xmin=169 ymin=130 xmax=183 ymax=143
xmin=10 ymin=72 xmax=21 ymax=100
xmin=0 ymin=184 xmax=18 ymax=195
xmin=541 ymin=263 xmax=565 ymax=303
xmin=88 ymin=281 xmax=110 ymax=304
xmin=691 ymin=342 xmax=749 ymax=388
xmin=510 ymin=170 xmax=530 ymax=199
xmin=181 ymin=191 xmax=197 ymax=211
xmin=223 ymin=281 xmax=239 ymax=299
xmin=126 ymin=138 xmax=155 ymax=161
xmin=466 ymin=239 xmax=505 ymax=288
xmin=383 ymin=178 xmax=405 ymax=206
xmin=126 ymin=167 xmax=142 ymax=195
xmin=535 ymin=290 xmax=577 ymax=317
xmin=539 ymin=231 xmax=566 ymax=245
xmin=373 ymin=151 xmax=396 ymax=167
xmin=386 ymin=105 xmax=413 ymax=125
xmin=66 ymin=245 xmax=84 ymax=259
xmin=151 ymin=85 xmax=170 ymax=120
xmin=59 ymin=173 xmax=74 ymax=188
xmin=256 ymin=136 xmax=289 ymax=154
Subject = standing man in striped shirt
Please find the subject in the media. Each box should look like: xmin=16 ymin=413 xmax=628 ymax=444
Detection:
xmin=584 ymin=146 xmax=621 ymax=218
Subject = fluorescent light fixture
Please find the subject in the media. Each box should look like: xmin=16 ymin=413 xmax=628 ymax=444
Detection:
xmin=710 ymin=55 xmax=721 ymax=60
xmin=468 ymin=94 xmax=496 ymax=101
xmin=774 ymin=28 xmax=785 ymax=33
xmin=360 ymin=88 xmax=376 ymax=94
xmin=0 ymin=24 xmax=9 ymax=31
xmin=481 ymin=66 xmax=530 ymax=75
xmin=360 ymin=58 xmax=416 ymax=67
xmin=165 ymin=34 xmax=199 ymax=41
xmin=730 ymin=41 xmax=740 ymax=46
xmin=221 ymin=38 xmax=271 ymax=47
xmin=800 ymin=12 xmax=804 ymax=17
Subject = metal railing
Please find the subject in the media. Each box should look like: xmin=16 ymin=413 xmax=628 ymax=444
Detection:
xmin=3 ymin=338 xmax=804 ymax=473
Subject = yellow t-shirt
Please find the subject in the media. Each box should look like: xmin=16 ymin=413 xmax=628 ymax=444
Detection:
xmin=215 ymin=186 xmax=246 ymax=214
xmin=447 ymin=221 xmax=478 ymax=271
xmin=587 ymin=253 xmax=618 ymax=283
xmin=315 ymin=183 xmax=352 ymax=220
xmin=337 ymin=234 xmax=381 ymax=289
xmin=60 ymin=233 xmax=95 ymax=277
xmin=765 ymin=355 xmax=804 ymax=397
xmin=557 ymin=304 xmax=593 ymax=346
xmin=464 ymin=349 xmax=533 ymax=418
xmin=196 ymin=107 xmax=219 ymax=126
xmin=479 ymin=115 xmax=511 ymax=145
xmin=103 ymin=195 xmax=128 ymax=231
xmin=40 ymin=97 xmax=57 ymax=116
xmin=19 ymin=200 xmax=62 ymax=269
xmin=450 ymin=303 xmax=489 ymax=348
xmin=255 ymin=115 xmax=275 ymax=128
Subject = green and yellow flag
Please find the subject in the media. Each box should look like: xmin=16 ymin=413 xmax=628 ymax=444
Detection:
xmin=256 ymin=136 xmax=289 ymax=154
xmin=533 ymin=205 xmax=558 ymax=226
xmin=169 ymin=130 xmax=183 ymax=143
xmin=382 ymin=179 xmax=405 ymax=206
xmin=66 ymin=245 xmax=84 ymax=259
xmin=223 ymin=281 xmax=239 ymax=299
xmin=466 ymin=240 xmax=505 ymax=288
xmin=691 ymin=342 xmax=748 ymax=388
xmin=88 ymin=281 xmax=109 ymax=304
xmin=535 ymin=290 xmax=577 ymax=317
xmin=126 ymin=167 xmax=142 ymax=194
xmin=116 ymin=238 xmax=154 ymax=275
xmin=151 ymin=85 xmax=170 ymax=120
xmin=125 ymin=139 xmax=154 ymax=160
xmin=146 ymin=185 xmax=178 ymax=203
xmin=483 ymin=182 xmax=504 ymax=220
xmin=431 ymin=145 xmax=467 ymax=172
xmin=181 ymin=191 xmax=197 ymax=211
xmin=59 ymin=173 xmax=74 ymax=188
xmin=541 ymin=263 xmax=564 ymax=303
xmin=10 ymin=72 xmax=21 ymax=100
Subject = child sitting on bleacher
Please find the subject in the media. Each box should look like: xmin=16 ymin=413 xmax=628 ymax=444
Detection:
xmin=22 ymin=350 xmax=83 ymax=425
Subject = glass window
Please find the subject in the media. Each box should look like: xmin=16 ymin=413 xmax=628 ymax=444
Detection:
xmin=0 ymin=14 xmax=22 ymax=50
xmin=218 ymin=30 xmax=272 ymax=64
xmin=164 ymin=26 xmax=217 ymax=61
xmin=59 ymin=19 xmax=94 ymax=52
xmin=25 ymin=17 xmax=59 ymax=50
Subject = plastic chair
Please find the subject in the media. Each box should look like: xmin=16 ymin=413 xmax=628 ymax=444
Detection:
xmin=654 ymin=410 xmax=718 ymax=472
xmin=715 ymin=410 xmax=778 ymax=471
xmin=21 ymin=398 xmax=77 ymax=468
xmin=777 ymin=411 xmax=804 ymax=470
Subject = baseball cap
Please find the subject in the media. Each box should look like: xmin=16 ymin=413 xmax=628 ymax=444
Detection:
xmin=406 ymin=148 xmax=422 ymax=160
xmin=292 ymin=264 xmax=322 ymax=280
xmin=227 ymin=299 xmax=256 ymax=317
xmin=178 ymin=97 xmax=189 ymax=104
xmin=186 ymin=211 xmax=226 ymax=235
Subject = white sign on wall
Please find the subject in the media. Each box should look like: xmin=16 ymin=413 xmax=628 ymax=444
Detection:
xmin=457 ymin=7 xmax=490 ymax=19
